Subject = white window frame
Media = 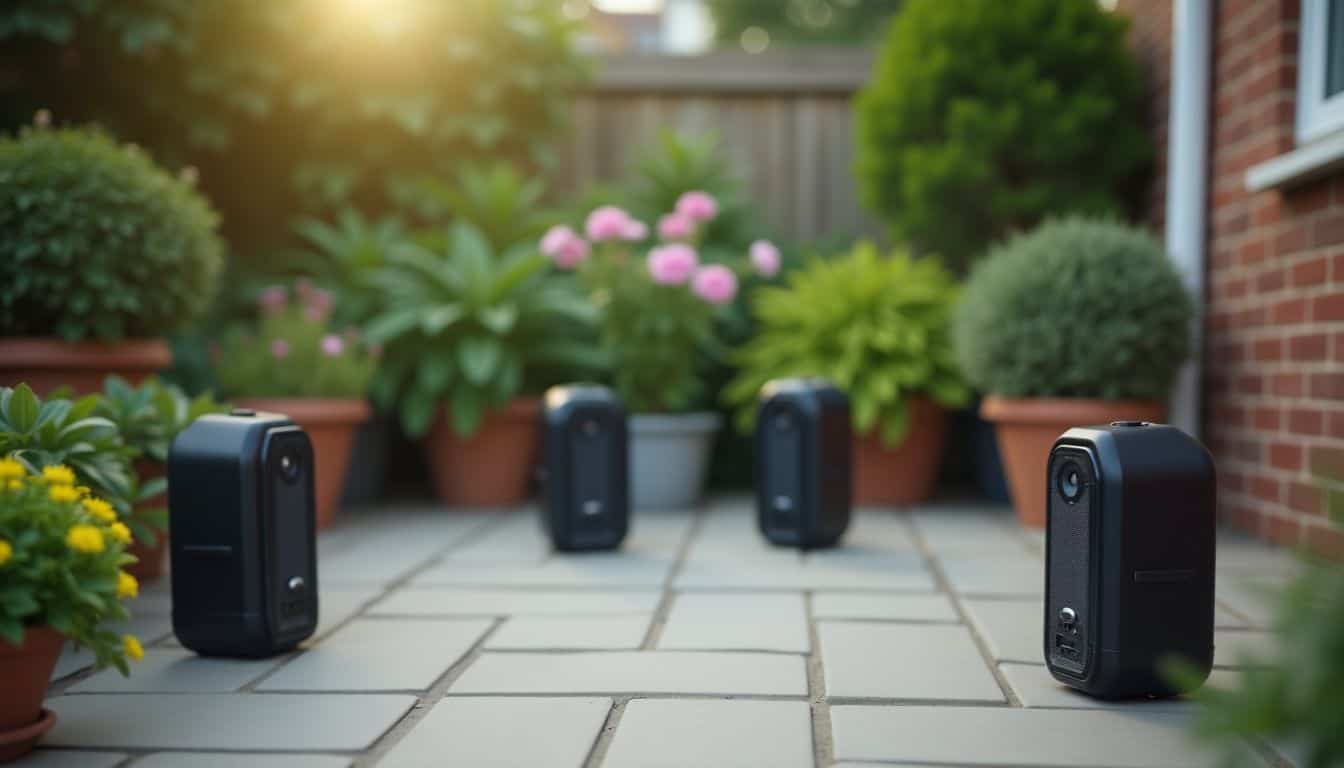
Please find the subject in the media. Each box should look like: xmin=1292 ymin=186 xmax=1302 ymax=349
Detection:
xmin=1298 ymin=0 xmax=1344 ymax=143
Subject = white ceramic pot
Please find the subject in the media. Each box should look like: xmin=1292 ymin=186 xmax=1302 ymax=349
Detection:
xmin=629 ymin=412 xmax=722 ymax=510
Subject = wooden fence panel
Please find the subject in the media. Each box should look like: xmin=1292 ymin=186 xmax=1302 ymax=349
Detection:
xmin=556 ymin=50 xmax=885 ymax=247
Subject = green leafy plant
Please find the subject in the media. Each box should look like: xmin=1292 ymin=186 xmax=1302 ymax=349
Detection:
xmin=0 ymin=125 xmax=224 ymax=341
xmin=95 ymin=376 xmax=228 ymax=546
xmin=0 ymin=385 xmax=133 ymax=514
xmin=855 ymin=0 xmax=1150 ymax=271
xmin=954 ymin=216 xmax=1192 ymax=400
xmin=726 ymin=241 xmax=968 ymax=444
xmin=1 ymin=1 xmax=589 ymax=257
xmin=365 ymin=221 xmax=602 ymax=437
xmin=293 ymin=209 xmax=409 ymax=327
xmin=1173 ymin=564 xmax=1344 ymax=768
xmin=393 ymin=164 xmax=554 ymax=253
xmin=214 ymin=281 xmax=378 ymax=399
xmin=0 ymin=456 xmax=142 ymax=673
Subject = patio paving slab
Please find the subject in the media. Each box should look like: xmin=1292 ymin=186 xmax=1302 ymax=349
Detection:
xmin=999 ymin=663 xmax=1242 ymax=709
xmin=378 ymin=697 xmax=611 ymax=768
xmin=818 ymin=622 xmax=1004 ymax=702
xmin=830 ymin=705 xmax=1222 ymax=767
xmin=939 ymin=555 xmax=1045 ymax=596
xmin=43 ymin=694 xmax=415 ymax=751
xmin=602 ymin=699 xmax=813 ymax=768
xmin=12 ymin=752 xmax=126 ymax=768
xmin=486 ymin=616 xmax=652 ymax=650
xmin=811 ymin=591 xmax=958 ymax=622
xmin=657 ymin=592 xmax=809 ymax=652
xmin=134 ymin=755 xmax=351 ymax=768
xmin=370 ymin=588 xmax=661 ymax=616
xmin=448 ymin=650 xmax=808 ymax=696
xmin=66 ymin=650 xmax=280 ymax=693
xmin=257 ymin=618 xmax=492 ymax=691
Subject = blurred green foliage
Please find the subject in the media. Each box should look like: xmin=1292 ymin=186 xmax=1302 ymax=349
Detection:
xmin=708 ymin=0 xmax=903 ymax=45
xmin=855 ymin=0 xmax=1150 ymax=272
xmin=727 ymin=242 xmax=967 ymax=445
xmin=954 ymin=217 xmax=1191 ymax=399
xmin=0 ymin=0 xmax=589 ymax=257
xmin=0 ymin=126 xmax=223 ymax=341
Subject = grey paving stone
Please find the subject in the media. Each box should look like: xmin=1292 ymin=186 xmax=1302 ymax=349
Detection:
xmin=658 ymin=592 xmax=809 ymax=653
xmin=124 ymin=579 xmax=173 ymax=615
xmin=811 ymin=592 xmax=957 ymax=622
xmin=50 ymin=616 xmax=174 ymax=681
xmin=1215 ymin=629 xmax=1278 ymax=668
xmin=258 ymin=618 xmax=491 ymax=691
xmin=379 ymin=696 xmax=610 ymax=768
xmin=676 ymin=551 xmax=934 ymax=591
xmin=370 ymin=588 xmax=662 ymax=617
xmin=818 ymin=622 xmax=1003 ymax=702
xmin=961 ymin=598 xmax=1043 ymax=664
xmin=1216 ymin=574 xmax=1289 ymax=627
xmin=910 ymin=508 xmax=1032 ymax=556
xmin=830 ymin=705 xmax=1225 ymax=766
xmin=66 ymin=650 xmax=280 ymax=693
xmin=156 ymin=587 xmax=381 ymax=651
xmin=449 ymin=651 xmax=807 ymax=696
xmin=440 ymin=514 xmax=551 ymax=564
xmin=44 ymin=694 xmax=415 ymax=751
xmin=13 ymin=751 xmax=126 ymax=768
xmin=1000 ymin=662 xmax=1242 ymax=709
xmin=603 ymin=699 xmax=813 ymax=768
xmin=486 ymin=616 xmax=651 ymax=650
xmin=940 ymin=555 xmax=1043 ymax=596
xmin=413 ymin=555 xmax=672 ymax=588
xmin=135 ymin=755 xmax=350 ymax=768
xmin=318 ymin=513 xmax=484 ymax=585
xmin=1216 ymin=602 xmax=1254 ymax=628
xmin=840 ymin=513 xmax=918 ymax=552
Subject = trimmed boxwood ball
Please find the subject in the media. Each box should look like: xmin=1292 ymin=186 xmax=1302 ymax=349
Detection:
xmin=856 ymin=0 xmax=1151 ymax=272
xmin=954 ymin=217 xmax=1193 ymax=400
xmin=0 ymin=126 xmax=223 ymax=341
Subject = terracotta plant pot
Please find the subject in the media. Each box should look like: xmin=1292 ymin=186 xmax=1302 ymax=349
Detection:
xmin=235 ymin=398 xmax=372 ymax=529
xmin=0 ymin=337 xmax=171 ymax=396
xmin=982 ymin=396 xmax=1164 ymax=528
xmin=0 ymin=627 xmax=63 ymax=762
xmin=125 ymin=458 xmax=169 ymax=582
xmin=425 ymin=398 xmax=541 ymax=507
xmin=853 ymin=397 xmax=948 ymax=505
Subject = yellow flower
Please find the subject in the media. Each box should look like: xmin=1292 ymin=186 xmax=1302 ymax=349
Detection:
xmin=75 ymin=485 xmax=91 ymax=498
xmin=5 ymin=478 xmax=21 ymax=492
xmin=108 ymin=522 xmax=132 ymax=545
xmin=0 ymin=457 xmax=23 ymax=480
xmin=48 ymin=484 xmax=81 ymax=503
xmin=82 ymin=497 xmax=117 ymax=522
xmin=65 ymin=524 xmax=104 ymax=554
xmin=0 ymin=539 xmax=11 ymax=567
xmin=122 ymin=635 xmax=144 ymax=662
xmin=41 ymin=465 xmax=76 ymax=486
xmin=117 ymin=570 xmax=139 ymax=599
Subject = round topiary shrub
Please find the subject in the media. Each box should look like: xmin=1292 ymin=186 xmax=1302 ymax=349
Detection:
xmin=856 ymin=0 xmax=1151 ymax=272
xmin=954 ymin=217 xmax=1192 ymax=400
xmin=0 ymin=126 xmax=224 ymax=341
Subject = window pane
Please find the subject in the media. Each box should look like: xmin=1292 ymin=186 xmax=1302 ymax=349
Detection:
xmin=1329 ymin=0 xmax=1344 ymax=96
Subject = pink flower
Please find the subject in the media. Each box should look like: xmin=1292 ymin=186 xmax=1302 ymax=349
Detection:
xmin=320 ymin=334 xmax=345 ymax=357
xmin=295 ymin=277 xmax=314 ymax=301
xmin=621 ymin=218 xmax=649 ymax=242
xmin=647 ymin=244 xmax=699 ymax=285
xmin=585 ymin=206 xmax=634 ymax=243
xmin=675 ymin=191 xmax=719 ymax=223
xmin=304 ymin=288 xmax=334 ymax=322
xmin=541 ymin=225 xmax=592 ymax=269
xmin=270 ymin=339 xmax=290 ymax=359
xmin=692 ymin=265 xmax=738 ymax=305
xmin=749 ymin=240 xmax=781 ymax=277
xmin=258 ymin=285 xmax=287 ymax=314
xmin=658 ymin=212 xmax=695 ymax=241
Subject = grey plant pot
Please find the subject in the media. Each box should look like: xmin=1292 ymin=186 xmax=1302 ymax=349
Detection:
xmin=629 ymin=412 xmax=722 ymax=510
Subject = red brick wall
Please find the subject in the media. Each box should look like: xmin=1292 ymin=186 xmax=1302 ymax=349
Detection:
xmin=1118 ymin=0 xmax=1344 ymax=558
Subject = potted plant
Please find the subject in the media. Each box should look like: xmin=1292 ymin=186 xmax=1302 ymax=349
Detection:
xmin=213 ymin=282 xmax=377 ymax=528
xmin=95 ymin=377 xmax=228 ymax=581
xmin=954 ymin=217 xmax=1193 ymax=526
xmin=0 ymin=122 xmax=223 ymax=394
xmin=365 ymin=222 xmax=601 ymax=507
xmin=543 ymin=193 xmax=778 ymax=509
xmin=726 ymin=242 xmax=969 ymax=505
xmin=0 ymin=450 xmax=143 ymax=760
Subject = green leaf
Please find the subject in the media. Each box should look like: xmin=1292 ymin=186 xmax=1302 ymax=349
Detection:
xmin=8 ymin=384 xmax=39 ymax=432
xmin=478 ymin=305 xmax=518 ymax=334
xmin=364 ymin=307 xmax=424 ymax=344
xmin=457 ymin=337 xmax=502 ymax=385
xmin=450 ymin=388 xmax=483 ymax=436
xmin=419 ymin=304 xmax=465 ymax=335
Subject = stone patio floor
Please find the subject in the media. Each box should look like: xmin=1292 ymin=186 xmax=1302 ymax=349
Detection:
xmin=25 ymin=497 xmax=1301 ymax=767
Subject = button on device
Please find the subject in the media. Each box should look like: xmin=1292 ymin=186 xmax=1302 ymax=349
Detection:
xmin=773 ymin=495 xmax=794 ymax=512
xmin=1110 ymin=420 xmax=1147 ymax=427
xmin=1059 ymin=607 xmax=1077 ymax=626
xmin=582 ymin=500 xmax=603 ymax=517
xmin=231 ymin=408 xmax=257 ymax=417
xmin=287 ymin=576 xmax=306 ymax=593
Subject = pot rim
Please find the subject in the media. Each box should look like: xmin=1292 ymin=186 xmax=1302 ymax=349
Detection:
xmin=0 ymin=708 xmax=56 ymax=749
xmin=980 ymin=396 xmax=1164 ymax=426
xmin=630 ymin=411 xmax=723 ymax=434
xmin=0 ymin=337 xmax=171 ymax=369
xmin=234 ymin=397 xmax=373 ymax=425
